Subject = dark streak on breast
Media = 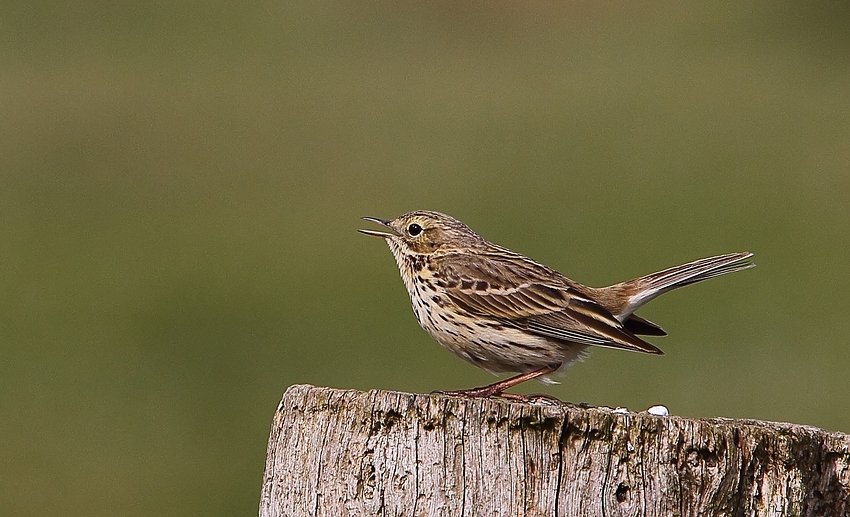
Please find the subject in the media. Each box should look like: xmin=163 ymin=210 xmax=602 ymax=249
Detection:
xmin=409 ymin=255 xmax=425 ymax=272
xmin=431 ymin=295 xmax=446 ymax=307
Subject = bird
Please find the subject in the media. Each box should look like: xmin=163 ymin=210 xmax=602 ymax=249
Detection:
xmin=359 ymin=210 xmax=754 ymax=399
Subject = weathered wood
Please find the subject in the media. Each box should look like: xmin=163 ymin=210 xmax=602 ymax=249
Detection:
xmin=259 ymin=384 xmax=850 ymax=517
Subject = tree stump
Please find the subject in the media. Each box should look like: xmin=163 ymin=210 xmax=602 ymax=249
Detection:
xmin=259 ymin=384 xmax=850 ymax=517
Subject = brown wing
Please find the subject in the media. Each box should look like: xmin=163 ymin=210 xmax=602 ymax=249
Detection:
xmin=434 ymin=252 xmax=664 ymax=354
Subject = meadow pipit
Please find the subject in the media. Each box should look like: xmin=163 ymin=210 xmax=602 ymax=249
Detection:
xmin=360 ymin=210 xmax=753 ymax=399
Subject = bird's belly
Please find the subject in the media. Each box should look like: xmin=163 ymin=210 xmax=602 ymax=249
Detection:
xmin=409 ymin=294 xmax=585 ymax=374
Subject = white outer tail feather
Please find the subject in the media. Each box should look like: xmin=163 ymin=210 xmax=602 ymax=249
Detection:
xmin=619 ymin=252 xmax=754 ymax=319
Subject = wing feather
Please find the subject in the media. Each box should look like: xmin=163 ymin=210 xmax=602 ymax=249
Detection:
xmin=435 ymin=252 xmax=664 ymax=355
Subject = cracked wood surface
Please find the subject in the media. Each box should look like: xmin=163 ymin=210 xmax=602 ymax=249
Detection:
xmin=259 ymin=384 xmax=850 ymax=517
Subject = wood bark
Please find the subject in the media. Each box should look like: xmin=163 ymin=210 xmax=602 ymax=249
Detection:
xmin=259 ymin=384 xmax=850 ymax=517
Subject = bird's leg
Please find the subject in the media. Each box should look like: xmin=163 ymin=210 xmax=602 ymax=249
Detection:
xmin=435 ymin=364 xmax=561 ymax=399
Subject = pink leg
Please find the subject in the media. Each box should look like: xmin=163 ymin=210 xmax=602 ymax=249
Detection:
xmin=436 ymin=364 xmax=561 ymax=398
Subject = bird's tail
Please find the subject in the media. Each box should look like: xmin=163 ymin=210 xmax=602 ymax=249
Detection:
xmin=603 ymin=252 xmax=754 ymax=320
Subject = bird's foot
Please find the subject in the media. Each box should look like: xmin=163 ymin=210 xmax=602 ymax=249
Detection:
xmin=431 ymin=389 xmax=564 ymax=405
xmin=499 ymin=392 xmax=565 ymax=404
xmin=432 ymin=364 xmax=563 ymax=400
xmin=432 ymin=385 xmax=504 ymax=398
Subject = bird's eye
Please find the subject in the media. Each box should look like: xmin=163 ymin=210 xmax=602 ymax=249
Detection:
xmin=407 ymin=223 xmax=423 ymax=237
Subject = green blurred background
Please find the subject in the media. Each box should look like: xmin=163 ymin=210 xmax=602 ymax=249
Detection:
xmin=2 ymin=1 xmax=848 ymax=515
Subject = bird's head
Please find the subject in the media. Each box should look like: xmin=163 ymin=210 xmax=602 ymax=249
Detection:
xmin=359 ymin=210 xmax=483 ymax=255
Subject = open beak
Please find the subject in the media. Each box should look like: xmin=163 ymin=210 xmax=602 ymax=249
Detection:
xmin=358 ymin=216 xmax=399 ymax=238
